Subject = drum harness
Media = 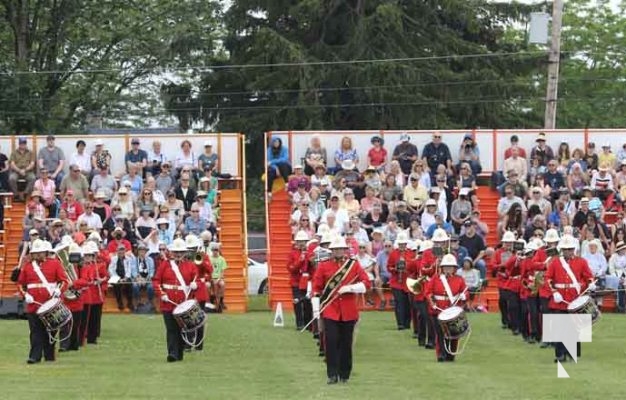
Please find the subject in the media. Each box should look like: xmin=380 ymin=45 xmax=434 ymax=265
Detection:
xmin=31 ymin=261 xmax=73 ymax=344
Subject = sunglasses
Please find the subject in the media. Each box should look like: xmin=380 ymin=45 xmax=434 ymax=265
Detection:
xmin=301 ymin=219 xmax=309 ymax=222
xmin=120 ymin=193 xmax=127 ymax=196
xmin=191 ymin=210 xmax=199 ymax=213
xmin=71 ymin=169 xmax=80 ymax=172
xmin=434 ymin=135 xmax=442 ymax=139
xmin=384 ymin=245 xmax=392 ymax=248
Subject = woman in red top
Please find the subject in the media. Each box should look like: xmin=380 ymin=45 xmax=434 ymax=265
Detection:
xmin=367 ymin=135 xmax=388 ymax=173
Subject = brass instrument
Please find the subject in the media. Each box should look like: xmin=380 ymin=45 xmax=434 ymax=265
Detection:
xmin=406 ymin=276 xmax=428 ymax=295
xmin=54 ymin=242 xmax=81 ymax=300
xmin=530 ymin=271 xmax=545 ymax=296
xmin=194 ymin=253 xmax=204 ymax=266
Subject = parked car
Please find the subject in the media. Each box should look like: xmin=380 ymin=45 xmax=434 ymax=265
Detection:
xmin=248 ymin=257 xmax=268 ymax=295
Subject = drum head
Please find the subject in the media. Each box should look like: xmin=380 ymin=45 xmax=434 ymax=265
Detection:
xmin=37 ymin=298 xmax=60 ymax=315
xmin=439 ymin=306 xmax=463 ymax=322
xmin=568 ymin=295 xmax=590 ymax=311
xmin=173 ymin=300 xmax=198 ymax=315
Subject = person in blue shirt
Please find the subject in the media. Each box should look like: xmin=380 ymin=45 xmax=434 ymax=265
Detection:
xmin=425 ymin=213 xmax=454 ymax=239
xmin=131 ymin=243 xmax=156 ymax=310
xmin=266 ymin=137 xmax=292 ymax=194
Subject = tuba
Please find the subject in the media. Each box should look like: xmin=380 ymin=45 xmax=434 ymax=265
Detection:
xmin=406 ymin=276 xmax=428 ymax=295
xmin=54 ymin=242 xmax=80 ymax=300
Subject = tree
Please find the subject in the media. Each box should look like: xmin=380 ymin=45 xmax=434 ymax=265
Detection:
xmin=0 ymin=0 xmax=221 ymax=133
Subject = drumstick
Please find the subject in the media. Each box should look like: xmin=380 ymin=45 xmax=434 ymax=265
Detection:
xmin=166 ymin=298 xmax=180 ymax=307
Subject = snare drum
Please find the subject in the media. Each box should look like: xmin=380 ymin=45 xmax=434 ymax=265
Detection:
xmin=437 ymin=306 xmax=470 ymax=340
xmin=36 ymin=298 xmax=72 ymax=332
xmin=173 ymin=300 xmax=206 ymax=333
xmin=567 ymin=295 xmax=600 ymax=325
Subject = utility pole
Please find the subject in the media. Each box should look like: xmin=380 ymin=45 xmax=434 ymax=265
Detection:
xmin=544 ymin=0 xmax=564 ymax=129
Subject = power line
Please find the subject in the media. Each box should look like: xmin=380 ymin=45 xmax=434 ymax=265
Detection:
xmin=0 ymin=51 xmax=547 ymax=76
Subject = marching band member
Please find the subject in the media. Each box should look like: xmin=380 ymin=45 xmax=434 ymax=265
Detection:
xmin=60 ymin=242 xmax=90 ymax=352
xmin=545 ymin=234 xmax=594 ymax=363
xmin=387 ymin=231 xmax=414 ymax=331
xmin=287 ymin=231 xmax=309 ymax=330
xmin=153 ymin=238 xmax=199 ymax=362
xmin=424 ymin=254 xmax=467 ymax=362
xmin=80 ymin=242 xmax=101 ymax=345
xmin=519 ymin=242 xmax=543 ymax=344
xmin=185 ymin=234 xmax=212 ymax=350
xmin=535 ymin=229 xmax=560 ymax=348
xmin=17 ymin=239 xmax=69 ymax=364
xmin=502 ymin=239 xmax=526 ymax=336
xmin=493 ymin=231 xmax=516 ymax=330
xmin=407 ymin=240 xmax=435 ymax=348
xmin=312 ymin=236 xmax=370 ymax=384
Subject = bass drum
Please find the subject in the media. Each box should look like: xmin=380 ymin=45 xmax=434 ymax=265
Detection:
xmin=36 ymin=298 xmax=72 ymax=332
xmin=437 ymin=306 xmax=470 ymax=340
xmin=173 ymin=300 xmax=206 ymax=333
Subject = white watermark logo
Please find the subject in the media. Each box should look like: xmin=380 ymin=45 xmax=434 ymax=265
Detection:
xmin=542 ymin=314 xmax=593 ymax=378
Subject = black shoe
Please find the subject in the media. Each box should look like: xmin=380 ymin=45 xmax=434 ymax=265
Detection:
xmin=446 ymin=355 xmax=455 ymax=362
xmin=437 ymin=356 xmax=446 ymax=362
xmin=397 ymin=326 xmax=406 ymax=331
xmin=339 ymin=378 xmax=349 ymax=384
xmin=26 ymin=359 xmax=39 ymax=364
xmin=554 ymin=356 xmax=566 ymax=363
xmin=501 ymin=324 xmax=508 ymax=329
xmin=418 ymin=340 xmax=425 ymax=347
xmin=412 ymin=332 xmax=418 ymax=339
xmin=540 ymin=342 xmax=550 ymax=349
xmin=512 ymin=330 xmax=520 ymax=336
xmin=44 ymin=358 xmax=55 ymax=362
xmin=424 ymin=343 xmax=435 ymax=349
xmin=318 ymin=350 xmax=325 ymax=357
xmin=59 ymin=348 xmax=68 ymax=353
xmin=167 ymin=355 xmax=177 ymax=363
xmin=327 ymin=376 xmax=339 ymax=385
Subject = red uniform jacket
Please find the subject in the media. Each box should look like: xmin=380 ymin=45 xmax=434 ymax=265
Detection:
xmin=504 ymin=255 xmax=522 ymax=293
xmin=532 ymin=248 xmax=553 ymax=298
xmin=312 ymin=258 xmax=371 ymax=322
xmin=493 ymin=248 xmax=514 ymax=289
xmin=519 ymin=257 xmax=544 ymax=300
xmin=17 ymin=259 xmax=69 ymax=314
xmin=106 ymin=239 xmax=132 ymax=254
xmin=153 ymin=258 xmax=199 ymax=313
xmin=62 ymin=264 xmax=90 ymax=312
xmin=545 ymin=256 xmax=593 ymax=311
xmin=286 ymin=248 xmax=306 ymax=287
xmin=79 ymin=262 xmax=98 ymax=305
xmin=194 ymin=253 xmax=213 ymax=303
xmin=424 ymin=274 xmax=467 ymax=316
xmin=387 ymin=249 xmax=415 ymax=291
xmin=407 ymin=256 xmax=432 ymax=301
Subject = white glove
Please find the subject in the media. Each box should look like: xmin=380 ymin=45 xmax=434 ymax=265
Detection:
xmin=24 ymin=294 xmax=34 ymax=304
xmin=338 ymin=282 xmax=367 ymax=294
xmin=459 ymin=292 xmax=467 ymax=302
xmin=311 ymin=297 xmax=320 ymax=319
xmin=573 ymin=283 xmax=581 ymax=294
xmin=161 ymin=294 xmax=170 ymax=303
xmin=52 ymin=288 xmax=61 ymax=298
xmin=588 ymin=282 xmax=597 ymax=292
xmin=553 ymin=291 xmax=564 ymax=304
xmin=305 ymin=281 xmax=312 ymax=299
xmin=189 ymin=282 xmax=198 ymax=290
xmin=338 ymin=285 xmax=351 ymax=294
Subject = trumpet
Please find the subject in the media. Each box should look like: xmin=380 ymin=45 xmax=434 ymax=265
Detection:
xmin=406 ymin=276 xmax=428 ymax=295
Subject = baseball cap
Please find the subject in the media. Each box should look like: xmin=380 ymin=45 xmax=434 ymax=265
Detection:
xmin=131 ymin=138 xmax=140 ymax=144
xmin=204 ymin=140 xmax=213 ymax=147
xmin=18 ymin=136 xmax=27 ymax=144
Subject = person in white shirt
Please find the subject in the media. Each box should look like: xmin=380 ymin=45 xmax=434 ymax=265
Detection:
xmin=582 ymin=239 xmax=607 ymax=278
xmin=320 ymin=195 xmax=349 ymax=233
xmin=457 ymin=257 xmax=481 ymax=310
xmin=421 ymin=199 xmax=438 ymax=232
xmin=76 ymin=201 xmax=103 ymax=230
xmin=607 ymin=240 xmax=626 ymax=312
xmin=108 ymin=245 xmax=135 ymax=310
xmin=497 ymin=185 xmax=527 ymax=218
xmin=70 ymin=140 xmax=92 ymax=178
xmin=147 ymin=140 xmax=169 ymax=177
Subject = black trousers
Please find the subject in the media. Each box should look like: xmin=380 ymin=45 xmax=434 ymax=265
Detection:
xmin=520 ymin=300 xmax=530 ymax=339
xmin=60 ymin=311 xmax=82 ymax=351
xmin=391 ymin=289 xmax=411 ymax=329
xmin=27 ymin=313 xmax=56 ymax=362
xmin=299 ymin=289 xmax=313 ymax=330
xmin=113 ymin=284 xmax=133 ymax=309
xmin=82 ymin=304 xmax=103 ymax=343
xmin=527 ymin=296 xmax=541 ymax=339
xmin=163 ymin=312 xmax=184 ymax=361
xmin=504 ymin=290 xmax=520 ymax=332
xmin=323 ymin=319 xmax=356 ymax=380
xmin=539 ymin=297 xmax=550 ymax=341
xmin=550 ymin=309 xmax=581 ymax=360
xmin=498 ymin=288 xmax=509 ymax=327
xmin=413 ymin=300 xmax=434 ymax=345
xmin=433 ymin=315 xmax=458 ymax=361
xmin=291 ymin=286 xmax=305 ymax=329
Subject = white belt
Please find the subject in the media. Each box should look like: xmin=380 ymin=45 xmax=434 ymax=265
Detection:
xmin=26 ymin=283 xmax=56 ymax=289
xmin=302 ymin=273 xmax=310 ymax=278
xmin=162 ymin=284 xmax=186 ymax=291
xmin=432 ymin=295 xmax=448 ymax=301
xmin=510 ymin=276 xmax=521 ymax=279
xmin=554 ymin=283 xmax=575 ymax=289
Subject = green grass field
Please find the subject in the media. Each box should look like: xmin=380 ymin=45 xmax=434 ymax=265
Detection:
xmin=1 ymin=301 xmax=625 ymax=400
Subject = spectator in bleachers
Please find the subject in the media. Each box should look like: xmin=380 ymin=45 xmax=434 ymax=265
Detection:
xmin=599 ymin=143 xmax=617 ymax=171
xmin=290 ymin=181 xmax=310 ymax=209
xmin=422 ymin=132 xmax=452 ymax=177
xmin=184 ymin=204 xmax=207 ymax=236
xmin=59 ymin=190 xmax=83 ymax=222
xmin=321 ymin=194 xmax=349 ymax=234
xmin=388 ymin=160 xmax=405 ymax=187
xmin=37 ymin=135 xmax=66 ymax=188
xmin=607 ymin=241 xmax=626 ymax=312
xmin=363 ymin=166 xmax=382 ymax=193
xmin=135 ymin=187 xmax=159 ymax=218
xmin=591 ymin=163 xmax=615 ymax=207
xmin=410 ymin=160 xmax=431 ymax=190
xmin=451 ymin=188 xmax=473 ymax=233
xmin=135 ymin=206 xmax=157 ymax=243
xmin=457 ymin=163 xmax=479 ymax=204
xmin=362 ymin=203 xmax=386 ymax=236
xmin=144 ymin=176 xmax=165 ymax=205
xmin=617 ymin=143 xmax=626 ymax=166
xmin=530 ymin=132 xmax=554 ymax=167
xmin=198 ymin=140 xmax=219 ymax=176
xmin=459 ymin=220 xmax=487 ymax=279
xmin=615 ymin=161 xmax=626 ymax=200
xmin=303 ymin=135 xmax=327 ymax=176
xmin=155 ymin=161 xmax=175 ymax=194
xmin=109 ymin=244 xmax=135 ymax=311
xmin=367 ymin=135 xmax=388 ymax=173
xmin=403 ymin=173 xmax=428 ymax=215
xmin=58 ymin=208 xmax=75 ymax=234
xmin=131 ymin=243 xmax=155 ymax=309
xmin=48 ymin=219 xmax=64 ymax=247
xmin=334 ymin=160 xmax=361 ymax=194
xmin=0 ymin=145 xmax=9 ymax=191
xmin=287 ymin=164 xmax=310 ymax=194
xmin=113 ymin=187 xmax=135 ymax=220
xmin=582 ymin=238 xmax=607 ymax=278
xmin=33 ymin=168 xmax=57 ymax=217
xmin=333 ymin=136 xmax=359 ymax=173
xmin=209 ymin=242 xmax=228 ymax=311
xmin=432 ymin=177 xmax=451 ymax=220
xmin=308 ymin=187 xmax=325 ymax=223
xmin=60 ymin=164 xmax=89 ymax=202
xmin=77 ymin=201 xmax=103 ymax=231
xmin=449 ymin=234 xmax=469 ymax=267
xmin=498 ymin=192 xmax=526 ymax=238
xmin=527 ymin=186 xmax=552 ymax=219
xmin=340 ymin=188 xmax=360 ymax=218
xmin=567 ymin=162 xmax=588 ymax=199
xmin=407 ymin=215 xmax=423 ymax=239
xmin=174 ymin=139 xmax=198 ymax=179
xmin=266 ymin=137 xmax=291 ymax=195
xmin=425 ymin=212 xmax=454 ymax=239
xmin=70 ymin=140 xmax=91 ymax=180
xmin=457 ymin=133 xmax=482 ymax=175
xmin=175 ymin=172 xmax=196 ymax=214
xmin=91 ymin=166 xmax=117 ymax=203
xmin=469 ymin=210 xmax=489 ymax=240
xmin=195 ymin=191 xmax=215 ymax=228
xmin=567 ymin=148 xmax=587 ymax=172
xmin=125 ymin=137 xmax=148 ymax=177
xmin=156 ymin=218 xmax=173 ymax=246
xmin=158 ymin=204 xmax=178 ymax=238
xmin=146 ymin=140 xmax=168 ymax=177
xmin=503 ymin=147 xmax=527 ymax=183
xmin=380 ymin=174 xmax=402 ymax=214
xmin=556 ymin=141 xmax=570 ymax=173
xmin=293 ymin=213 xmax=314 ymax=237
xmin=392 ymin=133 xmax=418 ymax=176
xmin=310 ymin=164 xmax=329 ymax=188
xmin=583 ymin=213 xmax=611 ymax=251
xmin=360 ymin=185 xmax=381 ymax=216
xmin=584 ymin=142 xmax=599 ymax=172
xmin=457 ymin=257 xmax=481 ymax=305
xmin=504 ymin=135 xmax=527 ymax=159
xmin=91 ymin=139 xmax=111 ymax=176
xmin=543 ymin=160 xmax=565 ymax=201
xmin=107 ymin=226 xmax=133 ymax=253
xmin=26 ymin=190 xmax=46 ymax=220
xmin=349 ymin=217 xmax=369 ymax=245
xmin=164 ymin=190 xmax=185 ymax=225
xmin=121 ymin=164 xmax=143 ymax=197
xmin=395 ymin=201 xmax=411 ymax=229
xmin=92 ymin=190 xmax=111 ymax=222
xmin=290 ymin=201 xmax=314 ymax=227
xmin=9 ymin=137 xmax=36 ymax=201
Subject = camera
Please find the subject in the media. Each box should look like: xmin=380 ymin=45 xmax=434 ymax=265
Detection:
xmin=513 ymin=242 xmax=525 ymax=251
xmin=69 ymin=253 xmax=82 ymax=264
